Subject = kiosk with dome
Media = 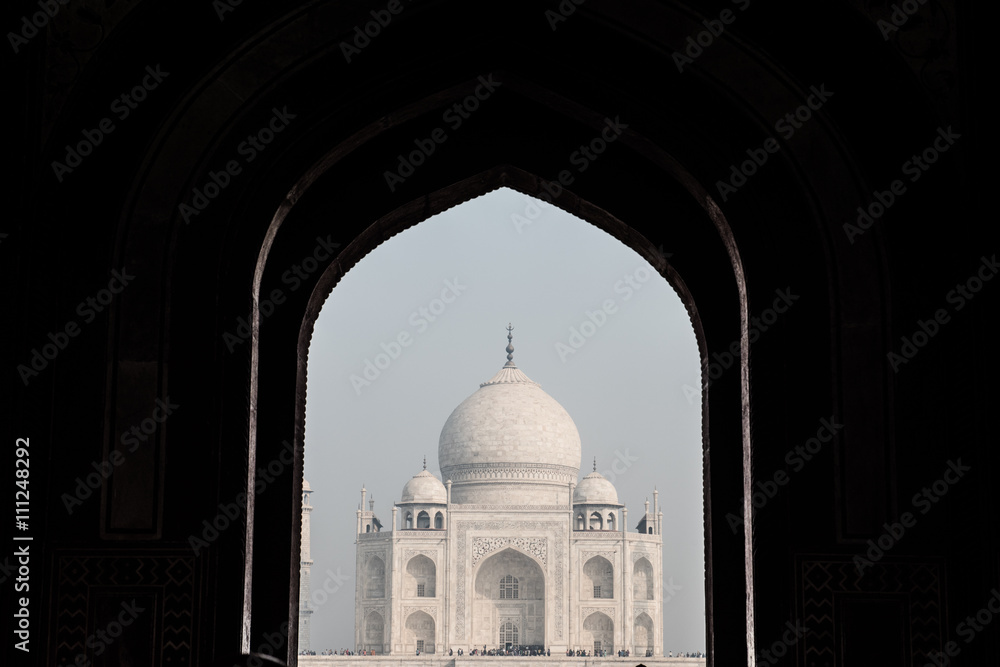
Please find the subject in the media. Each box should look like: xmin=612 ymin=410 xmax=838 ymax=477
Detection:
xmin=352 ymin=327 xmax=664 ymax=657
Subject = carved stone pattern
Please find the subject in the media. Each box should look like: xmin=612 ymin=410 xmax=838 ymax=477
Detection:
xmin=403 ymin=606 xmax=438 ymax=620
xmin=582 ymin=551 xmax=617 ymax=563
xmin=445 ymin=463 xmax=578 ymax=482
xmin=358 ymin=532 xmax=393 ymax=540
xmin=456 ymin=505 xmax=569 ymax=511
xmin=455 ymin=520 xmax=565 ymax=639
xmin=403 ymin=549 xmax=437 ymax=562
xmin=364 ymin=605 xmax=387 ymax=619
xmin=364 ymin=550 xmax=388 ymax=564
xmin=50 ymin=552 xmax=198 ymax=667
xmin=799 ymin=557 xmax=942 ymax=665
xmin=472 ymin=537 xmax=547 ymax=567
xmin=632 ymin=551 xmax=654 ymax=563
xmin=403 ymin=607 xmax=437 ymax=623
xmin=581 ymin=606 xmax=616 ymax=621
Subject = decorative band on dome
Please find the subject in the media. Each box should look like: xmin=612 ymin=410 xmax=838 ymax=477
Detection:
xmin=480 ymin=365 xmax=539 ymax=387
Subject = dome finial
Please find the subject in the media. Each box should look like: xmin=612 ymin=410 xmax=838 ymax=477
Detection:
xmin=423 ymin=455 xmax=427 ymax=470
xmin=593 ymin=456 xmax=597 ymax=472
xmin=505 ymin=323 xmax=515 ymax=366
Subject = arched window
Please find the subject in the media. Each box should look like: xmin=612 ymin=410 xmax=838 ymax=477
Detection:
xmin=365 ymin=556 xmax=385 ymax=598
xmin=417 ymin=511 xmax=430 ymax=529
xmin=584 ymin=556 xmax=614 ymax=599
xmin=405 ymin=513 xmax=413 ymax=529
xmin=499 ymin=574 xmax=519 ymax=599
xmin=634 ymin=612 xmax=654 ymax=656
xmin=406 ymin=554 xmax=436 ymax=598
xmin=365 ymin=611 xmax=384 ymax=649
xmin=633 ymin=558 xmax=655 ymax=601
xmin=366 ymin=524 xmax=371 ymax=533
xmin=607 ymin=513 xmax=616 ymax=530
xmin=577 ymin=514 xmax=585 ymax=530
xmin=434 ymin=512 xmax=444 ymax=529
xmin=499 ymin=621 xmax=519 ymax=646
xmin=590 ymin=512 xmax=603 ymax=530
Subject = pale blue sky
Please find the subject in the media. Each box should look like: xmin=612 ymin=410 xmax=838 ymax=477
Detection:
xmin=301 ymin=187 xmax=704 ymax=654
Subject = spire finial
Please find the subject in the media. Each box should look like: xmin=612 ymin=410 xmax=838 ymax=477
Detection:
xmin=593 ymin=456 xmax=597 ymax=472
xmin=423 ymin=455 xmax=427 ymax=470
xmin=505 ymin=323 xmax=515 ymax=364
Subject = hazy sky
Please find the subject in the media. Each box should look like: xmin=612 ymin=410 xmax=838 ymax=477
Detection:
xmin=301 ymin=187 xmax=704 ymax=654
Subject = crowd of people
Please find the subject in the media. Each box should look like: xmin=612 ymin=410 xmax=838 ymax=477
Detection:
xmin=565 ymin=648 xmax=627 ymax=657
xmin=448 ymin=646 xmax=548 ymax=656
xmin=300 ymin=646 xmax=706 ymax=658
xmin=298 ymin=649 xmax=376 ymax=655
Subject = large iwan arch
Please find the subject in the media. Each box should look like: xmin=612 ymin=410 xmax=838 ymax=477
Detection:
xmin=473 ymin=548 xmax=546 ymax=648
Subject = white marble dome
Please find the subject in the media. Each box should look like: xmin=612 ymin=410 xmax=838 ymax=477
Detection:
xmin=573 ymin=471 xmax=620 ymax=505
xmin=438 ymin=359 xmax=582 ymax=489
xmin=400 ymin=469 xmax=447 ymax=504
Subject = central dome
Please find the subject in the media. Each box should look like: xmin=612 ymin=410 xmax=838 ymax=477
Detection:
xmin=438 ymin=331 xmax=582 ymax=503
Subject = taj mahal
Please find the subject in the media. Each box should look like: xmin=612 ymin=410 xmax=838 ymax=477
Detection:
xmin=327 ymin=326 xmax=667 ymax=658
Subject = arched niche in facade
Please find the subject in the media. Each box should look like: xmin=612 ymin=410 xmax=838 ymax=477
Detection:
xmin=405 ymin=555 xmax=436 ymax=598
xmin=473 ymin=548 xmax=545 ymax=648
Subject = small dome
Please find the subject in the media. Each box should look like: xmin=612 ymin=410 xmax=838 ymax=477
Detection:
xmin=574 ymin=471 xmax=620 ymax=505
xmin=303 ymin=479 xmax=312 ymax=493
xmin=401 ymin=469 xmax=447 ymax=504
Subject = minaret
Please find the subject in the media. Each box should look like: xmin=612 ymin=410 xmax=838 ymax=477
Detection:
xmin=298 ymin=480 xmax=314 ymax=651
